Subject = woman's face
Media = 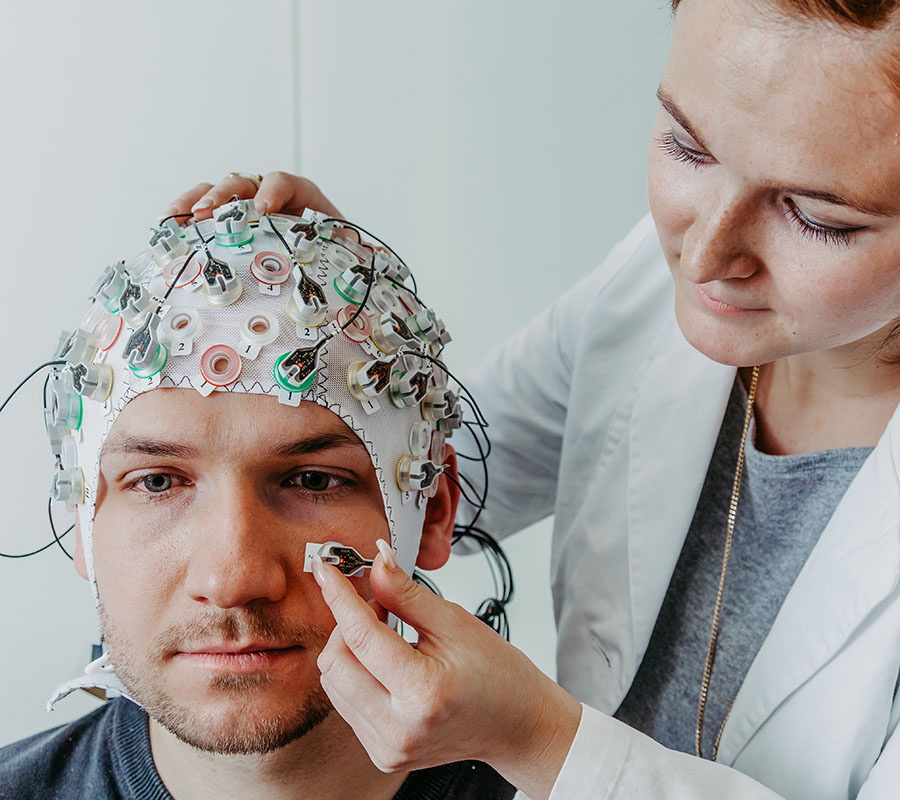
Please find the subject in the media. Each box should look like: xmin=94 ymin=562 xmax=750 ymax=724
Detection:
xmin=649 ymin=0 xmax=900 ymax=367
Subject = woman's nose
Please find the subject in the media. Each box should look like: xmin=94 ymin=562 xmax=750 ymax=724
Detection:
xmin=679 ymin=185 xmax=762 ymax=285
xmin=183 ymin=482 xmax=289 ymax=609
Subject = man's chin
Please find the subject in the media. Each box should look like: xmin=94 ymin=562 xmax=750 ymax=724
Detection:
xmin=146 ymin=686 xmax=334 ymax=755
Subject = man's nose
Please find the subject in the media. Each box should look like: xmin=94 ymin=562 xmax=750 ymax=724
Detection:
xmin=184 ymin=481 xmax=289 ymax=609
xmin=679 ymin=182 xmax=762 ymax=285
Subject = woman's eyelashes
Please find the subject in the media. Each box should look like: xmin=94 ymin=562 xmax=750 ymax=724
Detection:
xmin=656 ymin=129 xmax=713 ymax=168
xmin=782 ymin=198 xmax=862 ymax=247
xmin=657 ymin=128 xmax=865 ymax=247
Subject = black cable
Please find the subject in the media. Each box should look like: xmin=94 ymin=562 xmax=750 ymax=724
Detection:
xmin=157 ymin=213 xmax=194 ymax=227
xmin=339 ymin=252 xmax=376 ymax=332
xmin=264 ymin=213 xmax=308 ymax=278
xmin=0 ymin=523 xmax=73 ymax=559
xmin=0 ymin=361 xmax=68 ymax=417
xmin=0 ymin=361 xmax=76 ymax=559
xmin=412 ymin=569 xmax=444 ymax=598
xmin=441 ymin=469 xmax=485 ymax=511
xmin=161 ymin=223 xmax=215 ymax=303
xmin=47 ymin=497 xmax=74 ymax=560
xmin=323 ymin=217 xmax=418 ymax=294
xmin=451 ymin=525 xmax=514 ymax=639
xmin=330 ymin=230 xmax=375 ymax=260
xmin=398 ymin=350 xmax=489 ymax=429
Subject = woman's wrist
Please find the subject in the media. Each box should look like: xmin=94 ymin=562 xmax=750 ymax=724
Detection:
xmin=489 ymin=665 xmax=583 ymax=800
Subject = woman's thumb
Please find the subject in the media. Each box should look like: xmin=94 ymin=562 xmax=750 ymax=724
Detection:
xmin=371 ymin=539 xmax=452 ymax=633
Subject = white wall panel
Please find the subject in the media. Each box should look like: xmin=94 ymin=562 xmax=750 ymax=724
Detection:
xmin=0 ymin=0 xmax=673 ymax=752
xmin=296 ymin=2 xmax=672 ymax=679
xmin=0 ymin=0 xmax=295 ymax=746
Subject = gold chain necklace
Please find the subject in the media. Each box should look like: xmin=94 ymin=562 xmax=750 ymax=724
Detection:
xmin=695 ymin=364 xmax=761 ymax=761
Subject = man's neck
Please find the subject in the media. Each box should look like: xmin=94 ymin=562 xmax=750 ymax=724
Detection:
xmin=149 ymin=712 xmax=409 ymax=800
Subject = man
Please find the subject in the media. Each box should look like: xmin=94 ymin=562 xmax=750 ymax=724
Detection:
xmin=0 ymin=203 xmax=514 ymax=799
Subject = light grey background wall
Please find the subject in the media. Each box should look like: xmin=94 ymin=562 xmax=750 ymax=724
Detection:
xmin=0 ymin=1 xmax=671 ymax=747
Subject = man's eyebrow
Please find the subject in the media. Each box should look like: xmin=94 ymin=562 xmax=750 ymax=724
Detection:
xmin=101 ymin=431 xmax=366 ymax=459
xmin=656 ymin=86 xmax=892 ymax=217
xmin=657 ymin=87 xmax=708 ymax=150
xmin=272 ymin=432 xmax=367 ymax=458
xmin=101 ymin=437 xmax=199 ymax=459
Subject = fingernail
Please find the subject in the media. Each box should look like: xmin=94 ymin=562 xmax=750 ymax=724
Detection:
xmin=191 ymin=197 xmax=213 ymax=212
xmin=376 ymin=538 xmax=398 ymax=570
xmin=158 ymin=206 xmax=177 ymax=222
xmin=255 ymin=199 xmax=269 ymax=216
xmin=311 ymin=553 xmax=326 ymax=584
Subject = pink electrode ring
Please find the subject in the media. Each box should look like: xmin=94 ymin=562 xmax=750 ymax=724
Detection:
xmin=199 ymin=344 xmax=242 ymax=387
xmin=250 ymin=251 xmax=292 ymax=286
xmin=92 ymin=313 xmax=123 ymax=352
xmin=163 ymin=252 xmax=205 ymax=289
xmin=337 ymin=305 xmax=372 ymax=343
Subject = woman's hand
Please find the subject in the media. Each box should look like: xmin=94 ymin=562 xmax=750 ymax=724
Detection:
xmin=312 ymin=550 xmax=583 ymax=800
xmin=160 ymin=171 xmax=343 ymax=221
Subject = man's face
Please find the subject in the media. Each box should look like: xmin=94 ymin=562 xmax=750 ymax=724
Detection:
xmin=90 ymin=388 xmax=391 ymax=754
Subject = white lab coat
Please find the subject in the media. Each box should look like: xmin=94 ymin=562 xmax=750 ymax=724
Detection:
xmin=461 ymin=214 xmax=900 ymax=799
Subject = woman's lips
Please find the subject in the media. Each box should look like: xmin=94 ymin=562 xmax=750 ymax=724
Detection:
xmin=694 ymin=284 xmax=767 ymax=316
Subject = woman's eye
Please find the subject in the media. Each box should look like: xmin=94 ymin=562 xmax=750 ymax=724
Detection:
xmin=656 ymin=129 xmax=713 ymax=168
xmin=782 ymin=198 xmax=864 ymax=247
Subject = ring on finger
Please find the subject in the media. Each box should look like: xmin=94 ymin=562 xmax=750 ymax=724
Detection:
xmin=226 ymin=171 xmax=264 ymax=190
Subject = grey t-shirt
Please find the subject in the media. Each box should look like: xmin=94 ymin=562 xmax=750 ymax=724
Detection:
xmin=615 ymin=379 xmax=872 ymax=756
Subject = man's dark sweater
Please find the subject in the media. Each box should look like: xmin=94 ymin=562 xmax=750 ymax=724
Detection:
xmin=0 ymin=699 xmax=516 ymax=800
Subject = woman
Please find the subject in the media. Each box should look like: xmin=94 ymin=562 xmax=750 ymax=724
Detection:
xmin=165 ymin=0 xmax=900 ymax=796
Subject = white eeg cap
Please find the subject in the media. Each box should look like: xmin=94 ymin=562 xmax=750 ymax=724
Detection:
xmin=44 ymin=204 xmax=459 ymax=709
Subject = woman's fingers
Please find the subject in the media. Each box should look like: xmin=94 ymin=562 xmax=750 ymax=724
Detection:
xmin=318 ymin=621 xmax=391 ymax=703
xmin=256 ymin=172 xmax=344 ymax=219
xmin=159 ymin=182 xmax=214 ymax=222
xmin=160 ymin=171 xmax=343 ymax=222
xmin=188 ymin=174 xmax=262 ymax=219
xmin=313 ymin=557 xmax=420 ymax=690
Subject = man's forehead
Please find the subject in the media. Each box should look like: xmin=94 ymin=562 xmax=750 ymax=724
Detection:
xmin=101 ymin=389 xmax=368 ymax=458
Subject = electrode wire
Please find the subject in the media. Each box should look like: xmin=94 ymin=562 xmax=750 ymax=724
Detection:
xmin=0 ymin=360 xmax=72 ymax=559
xmin=324 ymin=217 xmax=418 ymax=294
xmin=47 ymin=497 xmax=74 ymax=560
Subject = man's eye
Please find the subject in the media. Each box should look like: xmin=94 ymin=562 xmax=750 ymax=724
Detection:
xmin=295 ymin=471 xmax=334 ymax=491
xmin=140 ymin=474 xmax=173 ymax=493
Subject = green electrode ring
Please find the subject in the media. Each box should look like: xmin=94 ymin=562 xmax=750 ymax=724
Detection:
xmin=273 ymin=352 xmax=318 ymax=393
xmin=333 ymin=275 xmax=364 ymax=306
xmin=128 ymin=342 xmax=169 ymax=380
xmin=214 ymin=230 xmax=254 ymax=248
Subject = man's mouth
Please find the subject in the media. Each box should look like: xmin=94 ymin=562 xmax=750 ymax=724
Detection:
xmin=174 ymin=643 xmax=307 ymax=673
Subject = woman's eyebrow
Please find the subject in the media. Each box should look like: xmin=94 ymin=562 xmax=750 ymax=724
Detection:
xmin=656 ymin=85 xmax=892 ymax=217
xmin=657 ymin=87 xmax=708 ymax=149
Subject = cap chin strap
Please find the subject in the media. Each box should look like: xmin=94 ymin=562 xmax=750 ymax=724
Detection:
xmin=46 ymin=651 xmax=133 ymax=712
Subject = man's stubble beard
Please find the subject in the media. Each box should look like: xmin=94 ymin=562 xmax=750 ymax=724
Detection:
xmin=99 ymin=602 xmax=333 ymax=755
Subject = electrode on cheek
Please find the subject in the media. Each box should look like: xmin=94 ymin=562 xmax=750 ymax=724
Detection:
xmin=303 ymin=541 xmax=376 ymax=577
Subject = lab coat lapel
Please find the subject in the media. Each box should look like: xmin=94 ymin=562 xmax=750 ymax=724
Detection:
xmin=626 ymin=321 xmax=735 ymax=678
xmin=716 ymin=404 xmax=900 ymax=765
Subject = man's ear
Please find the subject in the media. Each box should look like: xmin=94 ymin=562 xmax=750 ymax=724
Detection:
xmin=415 ymin=445 xmax=461 ymax=570
xmin=73 ymin=513 xmax=89 ymax=581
